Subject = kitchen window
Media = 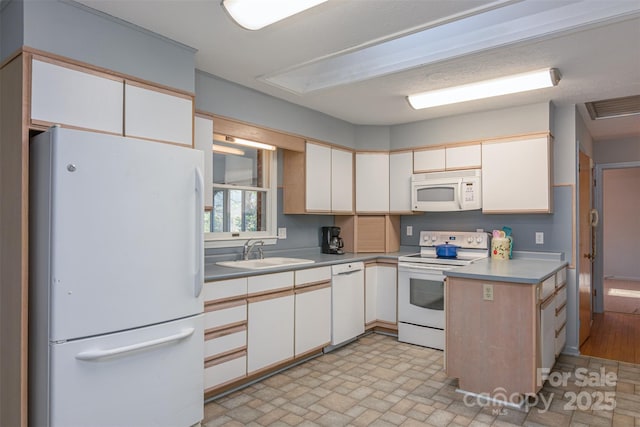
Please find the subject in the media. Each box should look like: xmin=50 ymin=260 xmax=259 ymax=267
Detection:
xmin=205 ymin=139 xmax=277 ymax=246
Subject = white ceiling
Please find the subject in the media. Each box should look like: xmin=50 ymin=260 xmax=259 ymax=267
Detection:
xmin=76 ymin=0 xmax=640 ymax=142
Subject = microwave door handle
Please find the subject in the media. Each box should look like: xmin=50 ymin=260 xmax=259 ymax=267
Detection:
xmin=458 ymin=179 xmax=463 ymax=209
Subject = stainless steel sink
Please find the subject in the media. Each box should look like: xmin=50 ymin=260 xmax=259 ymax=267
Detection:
xmin=216 ymin=257 xmax=315 ymax=270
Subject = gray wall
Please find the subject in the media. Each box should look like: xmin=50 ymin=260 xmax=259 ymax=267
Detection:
xmin=1 ymin=0 xmax=24 ymax=60
xmin=593 ymin=136 xmax=640 ymax=164
xmin=22 ymin=0 xmax=195 ymax=92
xmin=603 ymin=167 xmax=640 ymax=280
xmin=196 ymin=70 xmax=356 ymax=147
xmin=390 ymin=102 xmax=551 ymax=149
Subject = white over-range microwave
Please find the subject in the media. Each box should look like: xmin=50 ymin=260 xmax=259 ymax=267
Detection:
xmin=411 ymin=169 xmax=482 ymax=212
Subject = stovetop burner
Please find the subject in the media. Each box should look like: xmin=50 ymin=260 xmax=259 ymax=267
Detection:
xmin=398 ymin=230 xmax=490 ymax=268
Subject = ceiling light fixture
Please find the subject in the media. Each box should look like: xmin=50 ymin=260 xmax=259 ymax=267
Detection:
xmin=221 ymin=0 xmax=328 ymax=30
xmin=213 ymin=133 xmax=276 ymax=151
xmin=407 ymin=68 xmax=561 ymax=110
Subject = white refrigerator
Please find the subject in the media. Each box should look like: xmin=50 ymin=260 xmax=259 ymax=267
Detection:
xmin=29 ymin=126 xmax=205 ymax=427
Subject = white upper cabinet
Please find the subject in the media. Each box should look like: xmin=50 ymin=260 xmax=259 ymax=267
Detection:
xmin=413 ymin=147 xmax=445 ymax=172
xmin=413 ymin=144 xmax=481 ymax=172
xmin=284 ymin=141 xmax=353 ymax=214
xmin=31 ymin=58 xmax=123 ymax=134
xmin=445 ymin=144 xmax=481 ymax=170
xmin=124 ymin=82 xmax=193 ymax=146
xmin=481 ymin=135 xmax=552 ymax=213
xmin=356 ymin=152 xmax=389 ymax=213
xmin=389 ymin=151 xmax=413 ymax=213
xmin=194 ymin=116 xmax=213 ymax=207
xmin=331 ymin=147 xmax=354 ymax=213
xmin=305 ymin=142 xmax=332 ymax=212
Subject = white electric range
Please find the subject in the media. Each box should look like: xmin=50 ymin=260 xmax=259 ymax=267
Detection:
xmin=397 ymin=230 xmax=489 ymax=349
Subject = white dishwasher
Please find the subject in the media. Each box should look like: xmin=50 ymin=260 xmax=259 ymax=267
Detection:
xmin=329 ymin=262 xmax=365 ymax=349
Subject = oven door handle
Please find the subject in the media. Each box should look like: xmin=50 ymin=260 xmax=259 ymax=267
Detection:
xmin=398 ymin=264 xmax=453 ymax=273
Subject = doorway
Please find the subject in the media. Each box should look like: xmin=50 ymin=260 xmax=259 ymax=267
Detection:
xmin=580 ymin=163 xmax=640 ymax=363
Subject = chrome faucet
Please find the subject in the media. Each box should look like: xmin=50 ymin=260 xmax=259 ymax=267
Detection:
xmin=243 ymin=240 xmax=264 ymax=260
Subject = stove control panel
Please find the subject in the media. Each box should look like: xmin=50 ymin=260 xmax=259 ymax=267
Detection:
xmin=419 ymin=230 xmax=488 ymax=249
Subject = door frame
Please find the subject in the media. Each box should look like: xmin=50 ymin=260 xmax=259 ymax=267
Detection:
xmin=593 ymin=161 xmax=640 ymax=313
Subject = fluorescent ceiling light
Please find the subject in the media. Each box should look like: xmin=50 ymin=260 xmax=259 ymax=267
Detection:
xmin=407 ymin=69 xmax=561 ymax=110
xmin=261 ymin=0 xmax=640 ymax=94
xmin=213 ymin=133 xmax=276 ymax=151
xmin=212 ymin=144 xmax=245 ymax=156
xmin=221 ymin=0 xmax=328 ymax=30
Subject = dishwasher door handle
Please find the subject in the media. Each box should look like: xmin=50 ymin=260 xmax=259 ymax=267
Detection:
xmin=334 ymin=269 xmax=362 ymax=276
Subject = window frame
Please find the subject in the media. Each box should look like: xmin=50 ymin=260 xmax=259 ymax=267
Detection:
xmin=204 ymin=146 xmax=278 ymax=249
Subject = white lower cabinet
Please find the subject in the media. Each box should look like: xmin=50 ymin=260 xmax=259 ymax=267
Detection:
xmin=203 ymin=278 xmax=248 ymax=393
xmin=365 ymin=264 xmax=397 ymax=328
xmin=247 ymin=291 xmax=295 ymax=374
xmin=295 ymin=285 xmax=331 ymax=356
xmin=540 ymin=294 xmax=556 ymax=373
xmin=294 ymin=267 xmax=332 ymax=356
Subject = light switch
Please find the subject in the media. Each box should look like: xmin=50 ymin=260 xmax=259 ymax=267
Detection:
xmin=483 ymin=284 xmax=494 ymax=301
xmin=278 ymin=227 xmax=287 ymax=239
xmin=536 ymin=232 xmax=544 ymax=244
xmin=406 ymin=226 xmax=413 ymax=236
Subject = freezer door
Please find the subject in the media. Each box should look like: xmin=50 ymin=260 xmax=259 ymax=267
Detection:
xmin=45 ymin=315 xmax=203 ymax=427
xmin=34 ymin=128 xmax=204 ymax=340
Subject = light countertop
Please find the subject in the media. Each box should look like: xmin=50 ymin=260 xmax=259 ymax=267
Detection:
xmin=445 ymin=255 xmax=568 ymax=284
xmin=204 ymin=249 xmax=416 ymax=281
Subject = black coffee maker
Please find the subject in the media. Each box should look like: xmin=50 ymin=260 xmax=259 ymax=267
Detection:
xmin=321 ymin=226 xmax=344 ymax=255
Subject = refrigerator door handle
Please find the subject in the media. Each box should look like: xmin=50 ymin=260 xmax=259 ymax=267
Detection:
xmin=195 ymin=168 xmax=204 ymax=298
xmin=75 ymin=328 xmax=195 ymax=361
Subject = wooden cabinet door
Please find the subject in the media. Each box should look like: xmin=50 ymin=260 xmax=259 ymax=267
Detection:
xmin=389 ymin=151 xmax=413 ymax=212
xmin=31 ymin=58 xmax=123 ymax=134
xmin=413 ymin=147 xmax=445 ymax=172
xmin=294 ymin=285 xmax=331 ymax=356
xmin=356 ymin=152 xmax=389 ymax=213
xmin=445 ymin=144 xmax=481 ymax=170
xmin=247 ymin=293 xmax=294 ymax=374
xmin=124 ymin=82 xmax=193 ymax=146
xmin=305 ymin=142 xmax=331 ymax=211
xmin=481 ymin=136 xmax=551 ymax=213
xmin=331 ymin=147 xmax=354 ymax=213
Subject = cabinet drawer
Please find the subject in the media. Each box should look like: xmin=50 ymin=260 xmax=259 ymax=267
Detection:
xmin=204 ymin=352 xmax=246 ymax=391
xmin=248 ymin=271 xmax=294 ymax=295
xmin=556 ymin=304 xmax=567 ymax=330
xmin=204 ymin=301 xmax=246 ymax=330
xmin=556 ymin=267 xmax=567 ymax=287
xmin=295 ymin=266 xmax=331 ymax=287
xmin=204 ymin=277 xmax=247 ymax=302
xmin=555 ymin=324 xmax=567 ymax=356
xmin=540 ymin=275 xmax=556 ymax=301
xmin=204 ymin=326 xmax=246 ymax=359
xmin=556 ymin=285 xmax=567 ymax=309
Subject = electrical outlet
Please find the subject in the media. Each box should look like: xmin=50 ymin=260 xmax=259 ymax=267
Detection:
xmin=406 ymin=226 xmax=413 ymax=236
xmin=535 ymin=232 xmax=544 ymax=245
xmin=278 ymin=227 xmax=287 ymax=239
xmin=483 ymin=284 xmax=494 ymax=301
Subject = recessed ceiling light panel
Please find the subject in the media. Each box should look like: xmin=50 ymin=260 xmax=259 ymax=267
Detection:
xmin=222 ymin=0 xmax=328 ymax=30
xmin=407 ymin=69 xmax=561 ymax=110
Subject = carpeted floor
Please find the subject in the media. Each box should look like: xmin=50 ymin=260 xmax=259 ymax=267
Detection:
xmin=604 ymin=278 xmax=640 ymax=315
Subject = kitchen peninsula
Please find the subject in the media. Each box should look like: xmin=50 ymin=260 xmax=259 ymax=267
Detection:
xmin=444 ymin=255 xmax=568 ymax=406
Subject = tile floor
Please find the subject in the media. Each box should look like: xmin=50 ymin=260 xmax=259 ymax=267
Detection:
xmin=204 ymin=333 xmax=640 ymax=426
